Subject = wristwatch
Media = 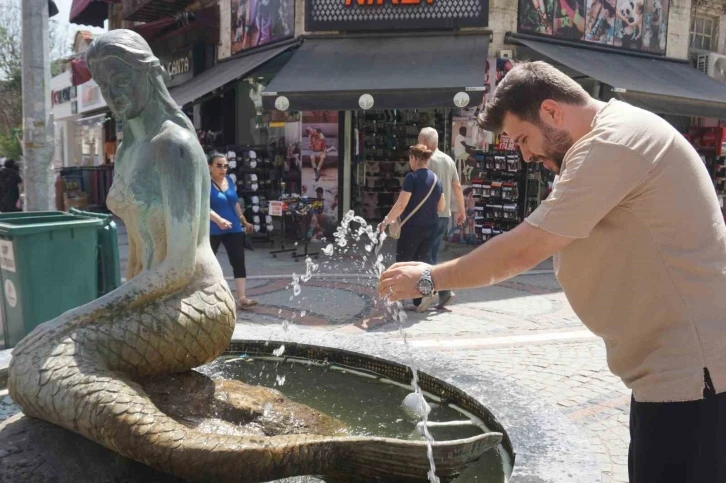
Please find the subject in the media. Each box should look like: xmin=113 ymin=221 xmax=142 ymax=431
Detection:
xmin=417 ymin=267 xmax=436 ymax=297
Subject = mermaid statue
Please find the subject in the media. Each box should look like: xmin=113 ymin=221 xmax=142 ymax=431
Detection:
xmin=7 ymin=30 xmax=500 ymax=482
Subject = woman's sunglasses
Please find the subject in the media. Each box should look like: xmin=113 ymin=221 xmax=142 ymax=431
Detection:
xmin=215 ymin=164 xmax=229 ymax=170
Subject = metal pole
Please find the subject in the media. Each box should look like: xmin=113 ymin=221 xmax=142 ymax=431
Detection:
xmin=21 ymin=0 xmax=55 ymax=211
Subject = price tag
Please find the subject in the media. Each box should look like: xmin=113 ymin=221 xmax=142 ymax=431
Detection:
xmin=269 ymin=201 xmax=284 ymax=216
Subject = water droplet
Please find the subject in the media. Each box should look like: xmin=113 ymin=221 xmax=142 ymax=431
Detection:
xmin=263 ymin=402 xmax=273 ymax=417
xmin=273 ymin=345 xmax=285 ymax=357
xmin=300 ymin=310 xmax=307 ymax=317
xmin=293 ymin=285 xmax=302 ymax=296
xmin=276 ymin=375 xmax=286 ymax=386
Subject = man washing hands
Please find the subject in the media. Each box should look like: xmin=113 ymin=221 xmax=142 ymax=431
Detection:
xmin=379 ymin=61 xmax=726 ymax=483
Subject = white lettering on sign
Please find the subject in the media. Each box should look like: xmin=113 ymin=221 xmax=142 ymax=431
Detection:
xmin=4 ymin=279 xmax=16 ymax=308
xmin=166 ymin=56 xmax=190 ymax=78
xmin=0 ymin=240 xmax=15 ymax=272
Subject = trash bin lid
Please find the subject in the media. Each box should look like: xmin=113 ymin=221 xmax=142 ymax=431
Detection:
xmin=0 ymin=213 xmax=103 ymax=237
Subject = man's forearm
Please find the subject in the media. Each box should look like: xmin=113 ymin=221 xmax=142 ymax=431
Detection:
xmin=430 ymin=222 xmax=567 ymax=291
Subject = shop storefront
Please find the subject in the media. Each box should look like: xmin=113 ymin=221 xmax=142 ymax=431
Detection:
xmin=255 ymin=0 xmax=507 ymax=245
xmin=165 ymin=0 xmax=300 ymax=244
xmin=50 ymin=70 xmax=79 ymax=170
xmin=507 ymin=0 xmax=726 ymax=220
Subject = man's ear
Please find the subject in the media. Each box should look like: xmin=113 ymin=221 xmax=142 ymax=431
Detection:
xmin=540 ymin=99 xmax=563 ymax=127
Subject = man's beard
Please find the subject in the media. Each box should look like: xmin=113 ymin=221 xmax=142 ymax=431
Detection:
xmin=535 ymin=123 xmax=573 ymax=175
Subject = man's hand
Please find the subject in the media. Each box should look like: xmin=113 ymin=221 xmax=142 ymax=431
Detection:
xmin=456 ymin=212 xmax=466 ymax=226
xmin=378 ymin=262 xmax=430 ymax=302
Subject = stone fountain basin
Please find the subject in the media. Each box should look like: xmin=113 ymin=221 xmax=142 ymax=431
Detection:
xmin=0 ymin=327 xmax=602 ymax=483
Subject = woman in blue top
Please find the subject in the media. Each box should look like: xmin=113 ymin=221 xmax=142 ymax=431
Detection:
xmin=380 ymin=144 xmax=445 ymax=312
xmin=208 ymin=153 xmax=258 ymax=309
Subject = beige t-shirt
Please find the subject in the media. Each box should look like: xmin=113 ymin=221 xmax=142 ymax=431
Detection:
xmin=526 ymin=99 xmax=726 ymax=403
xmin=428 ymin=149 xmax=460 ymax=218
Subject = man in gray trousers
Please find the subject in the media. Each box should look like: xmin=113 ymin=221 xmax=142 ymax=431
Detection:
xmin=418 ymin=127 xmax=466 ymax=308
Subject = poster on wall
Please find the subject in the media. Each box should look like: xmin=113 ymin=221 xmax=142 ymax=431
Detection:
xmin=585 ymin=0 xmax=616 ymax=44
xmin=518 ymin=0 xmax=667 ymax=53
xmin=285 ymin=111 xmax=339 ymax=240
xmin=231 ymin=0 xmax=294 ymax=55
xmin=642 ymin=0 xmax=668 ymax=52
xmin=553 ymin=0 xmax=586 ymax=39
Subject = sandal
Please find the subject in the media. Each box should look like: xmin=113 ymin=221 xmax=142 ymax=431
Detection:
xmin=237 ymin=298 xmax=259 ymax=309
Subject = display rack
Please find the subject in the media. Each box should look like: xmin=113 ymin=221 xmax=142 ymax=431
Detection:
xmin=353 ymin=109 xmax=452 ymax=222
xmin=227 ymin=144 xmax=277 ymax=246
xmin=465 ymin=148 xmax=526 ymax=245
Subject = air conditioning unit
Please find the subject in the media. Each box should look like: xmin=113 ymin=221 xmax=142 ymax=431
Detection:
xmin=697 ymin=53 xmax=726 ymax=83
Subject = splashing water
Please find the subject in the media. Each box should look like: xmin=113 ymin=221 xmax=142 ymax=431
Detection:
xmin=276 ymin=375 xmax=287 ymax=386
xmin=321 ymin=210 xmax=440 ymax=483
xmin=273 ymin=345 xmax=286 ymax=357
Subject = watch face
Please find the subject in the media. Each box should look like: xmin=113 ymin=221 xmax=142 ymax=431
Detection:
xmin=417 ymin=278 xmax=434 ymax=297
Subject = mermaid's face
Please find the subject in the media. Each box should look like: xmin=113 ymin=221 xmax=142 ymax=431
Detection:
xmin=91 ymin=56 xmax=151 ymax=121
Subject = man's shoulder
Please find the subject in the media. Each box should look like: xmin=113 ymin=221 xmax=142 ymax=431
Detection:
xmin=431 ymin=150 xmax=456 ymax=170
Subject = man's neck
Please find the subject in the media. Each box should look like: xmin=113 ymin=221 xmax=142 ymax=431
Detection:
xmin=566 ymin=99 xmax=607 ymax=142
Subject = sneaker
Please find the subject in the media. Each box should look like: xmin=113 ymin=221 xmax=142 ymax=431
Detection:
xmin=314 ymin=169 xmax=320 ymax=181
xmin=416 ymin=296 xmax=435 ymax=313
xmin=437 ymin=292 xmax=454 ymax=309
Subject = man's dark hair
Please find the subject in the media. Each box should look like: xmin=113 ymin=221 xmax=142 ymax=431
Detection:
xmin=478 ymin=61 xmax=590 ymax=134
xmin=315 ymin=187 xmax=324 ymax=194
xmin=3 ymin=159 xmax=16 ymax=170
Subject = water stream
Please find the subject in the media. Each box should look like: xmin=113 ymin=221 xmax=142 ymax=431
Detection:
xmin=289 ymin=210 xmax=442 ymax=482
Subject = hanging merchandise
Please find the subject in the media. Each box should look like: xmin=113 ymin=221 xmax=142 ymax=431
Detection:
xmin=353 ymin=108 xmax=451 ymax=223
xmin=447 ymin=133 xmax=526 ymax=245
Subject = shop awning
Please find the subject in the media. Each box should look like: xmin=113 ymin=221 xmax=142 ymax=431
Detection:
xmin=169 ymin=41 xmax=299 ymax=107
xmin=261 ymin=34 xmax=490 ymax=111
xmin=513 ymin=35 xmax=726 ymax=119
xmin=70 ymin=0 xmax=115 ymax=28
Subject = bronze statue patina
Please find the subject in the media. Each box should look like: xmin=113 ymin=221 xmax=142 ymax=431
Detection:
xmin=7 ymin=30 xmax=500 ymax=482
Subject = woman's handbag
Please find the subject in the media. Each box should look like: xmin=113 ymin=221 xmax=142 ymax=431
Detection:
xmin=388 ymin=173 xmax=438 ymax=240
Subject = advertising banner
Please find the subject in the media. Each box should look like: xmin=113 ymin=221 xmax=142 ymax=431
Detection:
xmin=518 ymin=0 xmax=668 ymax=53
xmin=231 ymin=0 xmax=294 ymax=55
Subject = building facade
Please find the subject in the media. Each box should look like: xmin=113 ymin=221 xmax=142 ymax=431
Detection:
xmin=68 ymin=0 xmax=726 ymax=237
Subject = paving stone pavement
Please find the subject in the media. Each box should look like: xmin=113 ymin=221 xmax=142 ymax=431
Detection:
xmin=116 ymin=221 xmax=633 ymax=482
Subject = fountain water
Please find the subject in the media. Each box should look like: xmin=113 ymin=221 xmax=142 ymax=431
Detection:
xmin=304 ymin=210 xmax=444 ymax=482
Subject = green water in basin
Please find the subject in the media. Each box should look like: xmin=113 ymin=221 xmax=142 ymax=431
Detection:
xmin=202 ymin=356 xmax=507 ymax=483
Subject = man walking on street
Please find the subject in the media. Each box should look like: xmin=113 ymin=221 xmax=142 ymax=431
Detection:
xmin=418 ymin=127 xmax=466 ymax=308
xmin=380 ymin=61 xmax=726 ymax=483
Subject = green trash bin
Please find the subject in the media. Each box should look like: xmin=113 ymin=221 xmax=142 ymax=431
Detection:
xmin=69 ymin=208 xmax=122 ymax=297
xmin=0 ymin=212 xmax=103 ymax=350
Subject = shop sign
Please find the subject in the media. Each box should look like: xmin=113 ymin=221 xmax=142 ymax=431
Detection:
xmin=517 ymin=0 xmax=669 ymax=55
xmin=305 ymin=0 xmax=488 ymax=31
xmin=163 ymin=51 xmax=194 ymax=88
xmin=79 ymin=79 xmax=107 ymax=113
xmin=51 ymin=86 xmax=76 ymax=107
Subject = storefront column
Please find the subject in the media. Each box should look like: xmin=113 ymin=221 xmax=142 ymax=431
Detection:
xmin=342 ymin=111 xmax=352 ymax=216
